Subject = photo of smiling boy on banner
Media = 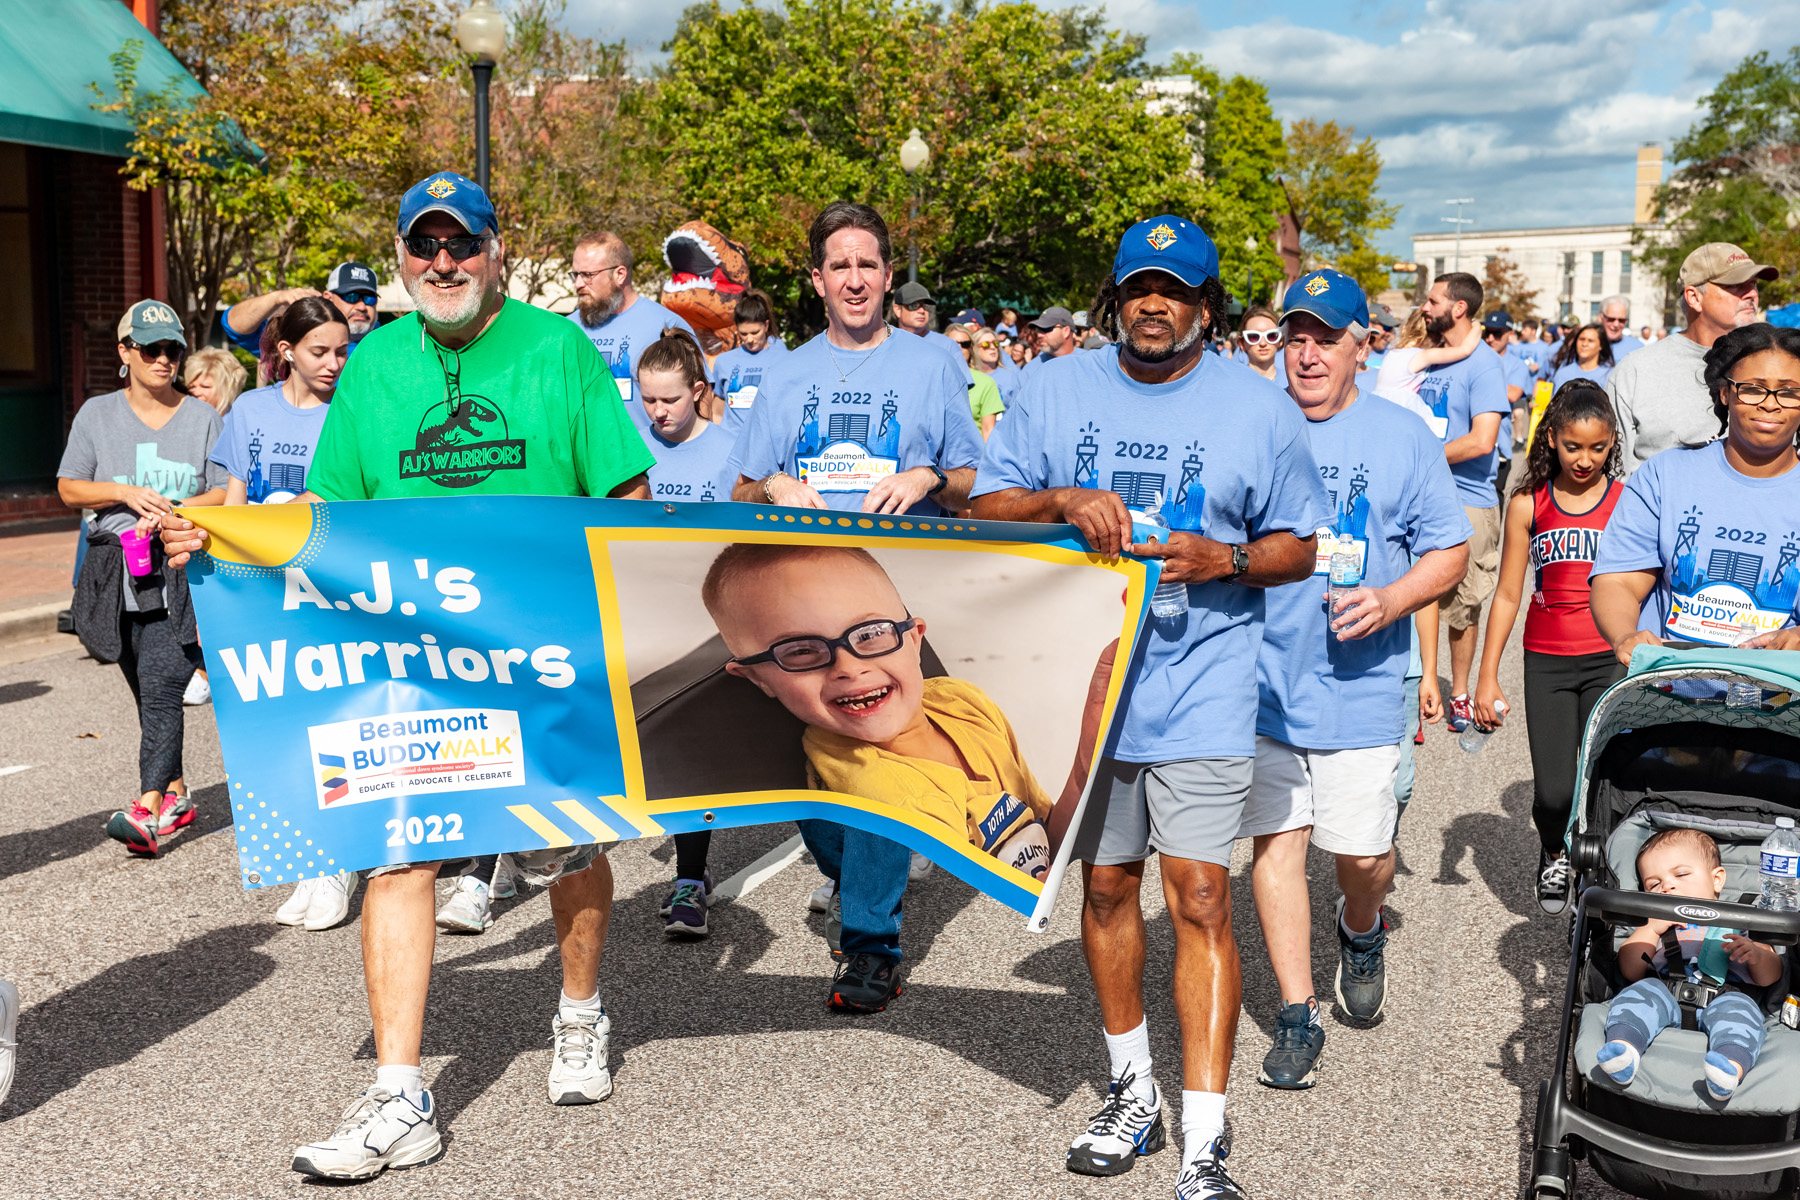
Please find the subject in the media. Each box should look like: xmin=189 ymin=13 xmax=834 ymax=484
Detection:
xmin=183 ymin=497 xmax=1152 ymax=929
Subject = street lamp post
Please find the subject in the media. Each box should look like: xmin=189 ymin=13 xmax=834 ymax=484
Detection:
xmin=1442 ymin=197 xmax=1474 ymax=272
xmin=456 ymin=0 xmax=508 ymax=191
xmin=899 ymin=129 xmax=930 ymax=285
xmin=1245 ymin=234 xmax=1258 ymax=307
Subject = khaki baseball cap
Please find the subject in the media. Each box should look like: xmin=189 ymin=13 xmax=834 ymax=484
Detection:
xmin=1679 ymin=242 xmax=1779 ymax=288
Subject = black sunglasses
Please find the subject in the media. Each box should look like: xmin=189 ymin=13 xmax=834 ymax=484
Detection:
xmin=130 ymin=341 xmax=184 ymax=362
xmin=732 ymin=618 xmax=917 ymax=673
xmin=402 ymin=234 xmax=492 ymax=262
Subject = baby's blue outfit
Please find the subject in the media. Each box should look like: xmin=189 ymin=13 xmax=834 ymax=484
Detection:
xmin=1606 ymin=924 xmax=1767 ymax=1078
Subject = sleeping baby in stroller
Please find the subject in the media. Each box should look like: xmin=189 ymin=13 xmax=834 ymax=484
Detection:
xmin=1598 ymin=828 xmax=1783 ymax=1102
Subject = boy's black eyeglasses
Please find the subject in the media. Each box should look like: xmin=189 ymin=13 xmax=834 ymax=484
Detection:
xmin=402 ymin=234 xmax=492 ymax=262
xmin=732 ymin=618 xmax=917 ymax=673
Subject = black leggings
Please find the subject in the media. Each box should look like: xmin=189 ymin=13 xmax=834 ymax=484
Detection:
xmin=674 ymin=830 xmax=711 ymax=881
xmin=118 ymin=611 xmax=201 ymax=795
xmin=1524 ymin=648 xmax=1623 ymax=853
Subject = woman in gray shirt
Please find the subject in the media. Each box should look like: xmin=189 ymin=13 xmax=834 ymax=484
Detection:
xmin=56 ymin=300 xmax=225 ymax=857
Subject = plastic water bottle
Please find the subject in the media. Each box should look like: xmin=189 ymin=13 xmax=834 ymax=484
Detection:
xmin=1756 ymin=817 xmax=1800 ymax=912
xmin=1727 ymin=681 xmax=1762 ymax=710
xmin=1457 ymin=702 xmax=1507 ymax=754
xmin=1327 ymin=539 xmax=1362 ymax=639
xmin=1137 ymin=508 xmax=1189 ymax=619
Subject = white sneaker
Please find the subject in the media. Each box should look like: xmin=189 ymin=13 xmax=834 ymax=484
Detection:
xmin=436 ymin=876 xmax=492 ymax=934
xmin=304 ymin=871 xmax=359 ymax=931
xmin=182 ymin=672 xmax=211 ymax=706
xmin=490 ymin=855 xmax=517 ymax=900
xmin=808 ymin=879 xmax=838 ymax=913
xmin=1067 ymin=1072 xmax=1165 ymax=1176
xmin=909 ymin=851 xmax=933 ymax=882
xmin=275 ymin=878 xmax=320 ymax=926
xmin=0 ymin=978 xmax=18 ymax=1109
xmin=291 ymin=1087 xmax=442 ymax=1180
xmin=547 ymin=1002 xmax=612 ymax=1105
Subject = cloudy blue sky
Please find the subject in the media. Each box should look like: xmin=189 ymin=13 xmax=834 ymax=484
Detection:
xmin=563 ymin=0 xmax=1797 ymax=257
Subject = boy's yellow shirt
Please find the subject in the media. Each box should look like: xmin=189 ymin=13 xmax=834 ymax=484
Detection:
xmin=804 ymin=677 xmax=1053 ymax=846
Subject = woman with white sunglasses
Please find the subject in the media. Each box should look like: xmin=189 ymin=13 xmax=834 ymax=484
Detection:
xmin=1236 ymin=305 xmax=1288 ymax=385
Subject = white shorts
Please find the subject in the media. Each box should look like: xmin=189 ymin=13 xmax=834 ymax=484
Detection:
xmin=1237 ymin=736 xmax=1401 ymax=856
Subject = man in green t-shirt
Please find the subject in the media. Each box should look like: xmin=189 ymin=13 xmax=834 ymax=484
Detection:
xmin=162 ymin=171 xmax=650 ymax=1181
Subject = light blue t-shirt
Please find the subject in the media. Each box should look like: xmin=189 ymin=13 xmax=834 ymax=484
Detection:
xmin=1551 ymin=362 xmax=1613 ymax=390
xmin=1506 ymin=339 xmax=1546 ymax=377
xmin=567 ymin=296 xmax=698 ymax=410
xmin=1590 ymin=442 xmax=1800 ymax=645
xmin=712 ymin=341 xmax=786 ymax=435
xmin=1256 ymin=395 xmax=1472 ymax=749
xmin=1500 ymin=351 xmax=1535 ymax=454
xmin=645 ymin=420 xmax=737 ymax=504
xmin=210 ymin=383 xmax=329 ymax=503
xmin=1231 ymin=347 xmax=1289 ymax=387
xmin=981 ymin=366 xmax=1020 ymax=404
xmin=1415 ymin=342 xmax=1511 ymax=507
xmin=726 ymin=326 xmax=984 ymax=516
xmin=973 ymin=349 xmax=1332 ymax=761
xmin=1611 ymin=334 xmax=1645 ymax=360
xmin=913 ymin=329 xmax=970 ymax=374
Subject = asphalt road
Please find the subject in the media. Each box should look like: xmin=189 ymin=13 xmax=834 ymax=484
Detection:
xmin=0 ymin=632 xmax=1630 ymax=1200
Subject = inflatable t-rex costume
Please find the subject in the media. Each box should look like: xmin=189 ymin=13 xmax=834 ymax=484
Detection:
xmin=660 ymin=220 xmax=752 ymax=356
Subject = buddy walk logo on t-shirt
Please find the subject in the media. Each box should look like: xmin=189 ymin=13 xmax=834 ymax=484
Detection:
xmin=793 ymin=385 xmax=903 ymax=491
xmin=1667 ymin=504 xmax=1800 ymax=642
xmin=1071 ymin=422 xmax=1208 ymax=534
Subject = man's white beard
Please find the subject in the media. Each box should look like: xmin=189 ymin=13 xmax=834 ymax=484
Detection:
xmin=406 ymin=269 xmax=486 ymax=333
xmin=578 ymin=291 xmax=625 ymax=326
xmin=347 ymin=317 xmax=376 ymax=339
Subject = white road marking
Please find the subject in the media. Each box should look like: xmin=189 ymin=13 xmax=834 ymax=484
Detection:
xmin=711 ymin=834 xmax=806 ymax=904
xmin=0 ymin=765 xmax=33 ymax=778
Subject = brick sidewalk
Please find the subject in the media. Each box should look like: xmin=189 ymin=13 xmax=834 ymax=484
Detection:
xmin=0 ymin=519 xmax=80 ymax=607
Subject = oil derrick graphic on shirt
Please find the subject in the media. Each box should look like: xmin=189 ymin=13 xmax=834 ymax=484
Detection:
xmin=794 ymin=387 xmax=823 ymax=457
xmin=1156 ymin=442 xmax=1207 ymax=533
xmin=610 ymin=336 xmax=631 ymax=382
xmin=242 ymin=427 xmax=306 ymax=503
xmin=1336 ymin=462 xmax=1371 ymax=541
xmin=870 ymin=391 xmax=902 ymax=458
xmin=1074 ymin=424 xmax=1100 ymax=489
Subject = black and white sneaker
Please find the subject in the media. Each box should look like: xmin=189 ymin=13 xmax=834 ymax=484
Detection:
xmin=1537 ymin=849 xmax=1572 ymax=915
xmin=1174 ymin=1135 xmax=1250 ymax=1199
xmin=1066 ymin=1070 xmax=1166 ymax=1177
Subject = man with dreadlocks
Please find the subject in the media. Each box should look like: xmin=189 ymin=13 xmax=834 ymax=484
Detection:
xmin=972 ymin=216 xmax=1331 ymax=1200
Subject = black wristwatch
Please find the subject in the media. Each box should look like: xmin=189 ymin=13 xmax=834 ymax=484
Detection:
xmin=1226 ymin=544 xmax=1250 ymax=581
xmin=924 ymin=465 xmax=949 ymax=496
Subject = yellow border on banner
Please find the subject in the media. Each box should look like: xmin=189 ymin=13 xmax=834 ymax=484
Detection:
xmin=582 ymin=521 xmax=1151 ymax=844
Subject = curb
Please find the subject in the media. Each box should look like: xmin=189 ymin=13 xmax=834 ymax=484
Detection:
xmin=0 ymin=601 xmax=71 ymax=650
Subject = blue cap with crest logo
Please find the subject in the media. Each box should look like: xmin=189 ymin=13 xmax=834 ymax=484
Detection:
xmin=397 ymin=171 xmax=496 ymax=236
xmin=1112 ymin=216 xmax=1219 ymax=287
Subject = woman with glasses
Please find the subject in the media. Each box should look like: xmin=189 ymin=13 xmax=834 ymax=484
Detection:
xmin=1548 ymin=322 xmax=1616 ymax=390
xmin=1591 ymin=323 xmax=1800 ymax=655
xmin=1234 ymin=306 xmax=1287 ymax=385
xmin=946 ymin=323 xmax=1007 ymax=437
xmin=966 ymin=326 xmax=1019 ymax=406
xmin=57 ymin=301 xmax=225 ymax=857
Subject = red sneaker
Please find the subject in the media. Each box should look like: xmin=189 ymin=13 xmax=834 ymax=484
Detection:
xmin=1447 ymin=694 xmax=1475 ymax=733
xmin=157 ymin=793 xmax=197 ymax=837
xmin=105 ymin=804 xmax=159 ymax=856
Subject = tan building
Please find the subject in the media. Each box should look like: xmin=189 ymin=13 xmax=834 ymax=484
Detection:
xmin=1410 ymin=145 xmax=1671 ymax=330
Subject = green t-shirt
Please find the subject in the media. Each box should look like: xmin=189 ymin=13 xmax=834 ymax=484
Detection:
xmin=308 ymin=298 xmax=655 ymax=501
xmin=967 ymin=367 xmax=1005 ymax=424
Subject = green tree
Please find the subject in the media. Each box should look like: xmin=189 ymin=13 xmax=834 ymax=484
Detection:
xmin=1641 ymin=47 xmax=1800 ymax=308
xmin=1279 ymin=118 xmax=1397 ymax=296
xmin=655 ymin=0 xmax=1204 ymax=326
xmin=1479 ymin=250 xmax=1541 ymax=323
xmin=1202 ymin=75 xmax=1287 ymax=307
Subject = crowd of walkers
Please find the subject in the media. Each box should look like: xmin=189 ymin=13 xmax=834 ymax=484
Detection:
xmin=13 ymin=161 xmax=1797 ymax=1200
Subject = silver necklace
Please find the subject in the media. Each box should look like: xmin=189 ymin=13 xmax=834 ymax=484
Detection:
xmin=826 ymin=324 xmax=892 ymax=382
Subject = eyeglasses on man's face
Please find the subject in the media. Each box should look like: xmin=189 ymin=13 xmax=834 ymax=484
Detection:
xmin=570 ymin=264 xmax=625 ymax=286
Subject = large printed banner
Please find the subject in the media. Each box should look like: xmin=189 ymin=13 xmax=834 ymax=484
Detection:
xmin=183 ymin=499 xmax=1154 ymax=929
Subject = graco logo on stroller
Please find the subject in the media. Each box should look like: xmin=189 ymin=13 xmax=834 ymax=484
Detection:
xmin=1673 ymin=903 xmax=1719 ymax=921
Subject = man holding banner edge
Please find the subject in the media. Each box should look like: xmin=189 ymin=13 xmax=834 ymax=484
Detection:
xmin=159 ymin=170 xmax=653 ymax=1181
xmin=972 ymin=216 xmax=1331 ymax=1200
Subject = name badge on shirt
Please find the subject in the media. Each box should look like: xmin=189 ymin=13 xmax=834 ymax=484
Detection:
xmin=615 ymin=377 xmax=634 ymax=401
xmin=1312 ymin=530 xmax=1369 ymax=578
xmin=1424 ymin=413 xmax=1449 ymax=439
xmin=727 ymin=385 xmax=758 ymax=409
xmin=797 ymin=440 xmax=899 ymax=492
xmin=1668 ymin=583 xmax=1787 ymax=646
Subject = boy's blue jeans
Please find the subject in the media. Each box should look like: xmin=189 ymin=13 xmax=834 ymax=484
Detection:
xmin=1605 ymin=977 xmax=1766 ymax=1073
xmin=798 ymin=820 xmax=908 ymax=961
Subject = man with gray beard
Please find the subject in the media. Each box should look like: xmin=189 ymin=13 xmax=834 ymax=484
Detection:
xmin=221 ymin=261 xmax=383 ymax=360
xmin=158 ymin=171 xmax=652 ymax=1181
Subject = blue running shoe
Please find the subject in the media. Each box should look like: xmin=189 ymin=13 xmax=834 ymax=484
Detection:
xmin=1258 ymin=999 xmax=1324 ymax=1089
xmin=1067 ymin=1071 xmax=1165 ymax=1177
xmin=1334 ymin=897 xmax=1388 ymax=1024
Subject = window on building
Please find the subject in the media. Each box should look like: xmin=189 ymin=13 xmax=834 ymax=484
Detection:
xmin=1619 ymin=250 xmax=1632 ymax=294
xmin=1590 ymin=301 xmax=1601 ymax=320
xmin=1590 ymin=251 xmax=1605 ymax=296
xmin=1433 ymin=257 xmax=1444 ymax=279
xmin=0 ymin=143 xmax=35 ymax=375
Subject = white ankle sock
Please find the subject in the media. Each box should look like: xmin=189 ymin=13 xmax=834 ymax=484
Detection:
xmin=1341 ymin=907 xmax=1379 ymax=939
xmin=1103 ymin=1020 xmax=1154 ymax=1103
xmin=560 ymin=990 xmax=602 ymax=1020
xmin=1181 ymin=1091 xmax=1226 ymax=1164
xmin=374 ymin=1064 xmax=423 ymax=1104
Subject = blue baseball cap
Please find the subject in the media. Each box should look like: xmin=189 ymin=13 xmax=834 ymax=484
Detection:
xmin=117 ymin=299 xmax=186 ymax=347
xmin=1280 ymin=269 xmax=1369 ymax=331
xmin=1112 ymin=215 xmax=1218 ymax=287
xmin=397 ymin=170 xmax=496 ymax=236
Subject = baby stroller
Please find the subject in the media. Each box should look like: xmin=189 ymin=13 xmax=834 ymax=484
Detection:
xmin=1529 ymin=647 xmax=1800 ymax=1200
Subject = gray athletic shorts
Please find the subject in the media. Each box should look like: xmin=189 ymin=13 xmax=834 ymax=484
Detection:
xmin=1074 ymin=756 xmax=1255 ymax=868
xmin=366 ymin=842 xmax=604 ymax=885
